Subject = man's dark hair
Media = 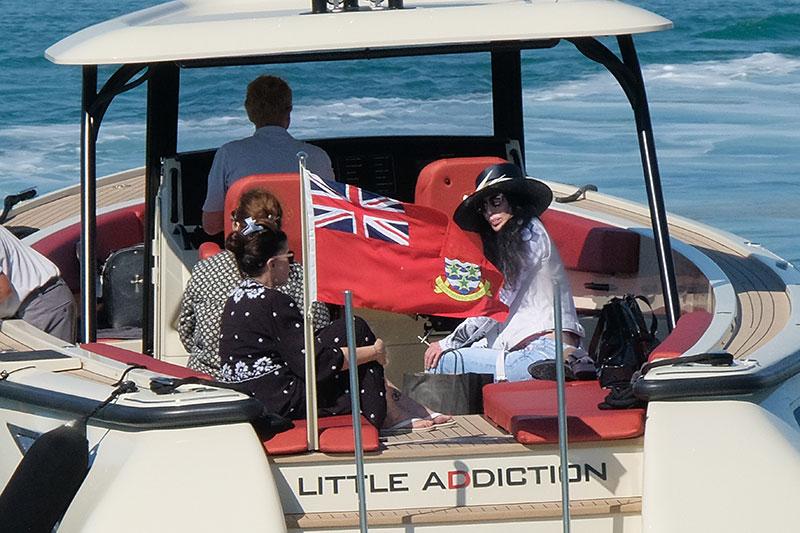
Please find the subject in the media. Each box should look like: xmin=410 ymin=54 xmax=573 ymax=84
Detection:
xmin=245 ymin=75 xmax=292 ymax=128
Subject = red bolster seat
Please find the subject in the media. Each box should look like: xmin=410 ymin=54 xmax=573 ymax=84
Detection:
xmin=483 ymin=380 xmax=645 ymax=444
xmin=647 ymin=310 xmax=713 ymax=362
xmin=81 ymin=342 xmax=210 ymax=380
xmin=540 ymin=211 xmax=640 ymax=275
xmin=263 ymin=415 xmax=380 ymax=456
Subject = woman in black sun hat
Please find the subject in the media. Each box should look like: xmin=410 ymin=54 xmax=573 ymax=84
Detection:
xmin=423 ymin=162 xmax=589 ymax=381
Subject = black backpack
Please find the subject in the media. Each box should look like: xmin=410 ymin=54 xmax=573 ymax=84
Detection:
xmin=589 ymin=294 xmax=658 ymax=389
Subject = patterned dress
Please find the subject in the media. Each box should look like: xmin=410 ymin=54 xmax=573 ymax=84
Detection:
xmin=218 ymin=278 xmax=387 ymax=428
xmin=178 ymin=250 xmax=331 ymax=377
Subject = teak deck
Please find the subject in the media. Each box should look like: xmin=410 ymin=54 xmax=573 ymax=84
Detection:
xmin=286 ymin=496 xmax=642 ymax=528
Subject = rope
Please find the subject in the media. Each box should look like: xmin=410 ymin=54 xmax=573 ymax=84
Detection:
xmin=82 ymin=381 xmax=138 ymax=423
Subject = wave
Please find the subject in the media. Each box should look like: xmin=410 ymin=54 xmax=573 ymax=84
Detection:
xmin=645 ymin=52 xmax=800 ymax=86
xmin=528 ymin=52 xmax=800 ymax=103
xmin=699 ymin=13 xmax=800 ymax=42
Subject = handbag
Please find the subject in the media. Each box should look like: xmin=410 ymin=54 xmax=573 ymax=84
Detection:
xmin=402 ymin=350 xmax=493 ymax=415
xmin=589 ymin=294 xmax=658 ymax=389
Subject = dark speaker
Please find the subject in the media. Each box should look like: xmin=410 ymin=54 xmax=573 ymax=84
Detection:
xmin=101 ymin=244 xmax=145 ymax=329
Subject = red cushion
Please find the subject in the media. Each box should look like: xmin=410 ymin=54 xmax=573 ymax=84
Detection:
xmin=32 ymin=204 xmax=145 ymax=293
xmin=198 ymin=241 xmax=222 ymax=260
xmin=223 ymin=174 xmax=304 ymax=263
xmin=80 ymin=342 xmax=210 ymax=380
xmin=414 ymin=157 xmax=507 ymax=217
xmin=483 ymin=380 xmax=645 ymax=444
xmin=647 ymin=310 xmax=713 ymax=362
xmin=264 ymin=415 xmax=380 ymax=455
xmin=540 ymin=211 xmax=640 ymax=275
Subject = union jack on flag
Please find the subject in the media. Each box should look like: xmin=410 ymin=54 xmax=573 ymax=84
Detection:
xmin=308 ymin=172 xmax=410 ymax=247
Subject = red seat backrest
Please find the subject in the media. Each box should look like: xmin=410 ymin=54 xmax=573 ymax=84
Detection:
xmin=415 ymin=158 xmax=639 ymax=275
xmin=198 ymin=241 xmax=223 ymax=260
xmin=31 ymin=204 xmax=145 ymax=293
xmin=540 ymin=211 xmax=640 ymax=275
xmin=414 ymin=156 xmax=507 ymax=217
xmin=224 ymin=174 xmax=304 ymax=263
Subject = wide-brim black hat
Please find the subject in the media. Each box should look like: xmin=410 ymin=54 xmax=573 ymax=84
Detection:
xmin=453 ymin=162 xmax=553 ymax=232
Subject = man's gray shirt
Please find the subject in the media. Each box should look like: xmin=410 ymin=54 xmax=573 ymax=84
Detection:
xmin=203 ymin=126 xmax=334 ymax=213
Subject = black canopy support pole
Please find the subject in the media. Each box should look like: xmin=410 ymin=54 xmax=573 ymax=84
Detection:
xmin=90 ymin=64 xmax=151 ymax=127
xmin=143 ymin=63 xmax=180 ymax=355
xmin=617 ymin=35 xmax=679 ymax=331
xmin=79 ymin=66 xmax=98 ymax=343
xmin=569 ymin=36 xmax=680 ymax=331
xmin=491 ymin=49 xmax=525 ymax=168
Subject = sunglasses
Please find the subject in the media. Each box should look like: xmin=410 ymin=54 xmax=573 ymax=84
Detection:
xmin=478 ymin=193 xmax=507 ymax=213
xmin=273 ymin=250 xmax=295 ymax=264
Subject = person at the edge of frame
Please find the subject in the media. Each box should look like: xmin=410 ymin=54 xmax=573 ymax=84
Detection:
xmin=423 ymin=162 xmax=591 ymax=382
xmin=202 ymin=74 xmax=334 ymax=236
xmin=0 ymin=225 xmax=76 ymax=343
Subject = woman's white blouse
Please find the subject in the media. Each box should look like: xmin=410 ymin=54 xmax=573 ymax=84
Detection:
xmin=441 ymin=218 xmax=584 ymax=351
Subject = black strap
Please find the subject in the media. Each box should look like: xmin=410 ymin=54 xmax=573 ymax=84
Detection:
xmin=598 ymin=383 xmax=645 ymax=410
xmin=435 ymin=348 xmax=467 ymax=374
xmin=112 ymin=364 xmax=147 ymax=386
xmin=632 ymin=295 xmax=658 ymax=337
xmin=587 ymin=306 xmax=608 ymax=359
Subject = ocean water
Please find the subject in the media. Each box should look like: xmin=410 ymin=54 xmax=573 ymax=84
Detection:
xmin=0 ymin=0 xmax=798 ymax=263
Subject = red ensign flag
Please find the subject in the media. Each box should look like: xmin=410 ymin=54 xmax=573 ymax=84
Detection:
xmin=306 ymin=170 xmax=507 ymax=320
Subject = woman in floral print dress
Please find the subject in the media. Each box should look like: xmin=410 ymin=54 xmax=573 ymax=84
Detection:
xmin=218 ymin=217 xmax=387 ymax=427
xmin=178 ymin=188 xmax=330 ymax=377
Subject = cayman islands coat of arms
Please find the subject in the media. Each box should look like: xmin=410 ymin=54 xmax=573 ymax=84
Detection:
xmin=433 ymin=257 xmax=493 ymax=301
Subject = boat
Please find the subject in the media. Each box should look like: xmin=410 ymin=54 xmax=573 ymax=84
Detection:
xmin=1 ymin=0 xmax=799 ymax=531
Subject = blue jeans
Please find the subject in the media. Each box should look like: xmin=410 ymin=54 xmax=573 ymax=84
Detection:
xmin=429 ymin=337 xmax=557 ymax=382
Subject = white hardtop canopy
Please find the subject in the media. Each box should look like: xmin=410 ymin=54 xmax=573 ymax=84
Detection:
xmin=46 ymin=0 xmax=672 ymax=66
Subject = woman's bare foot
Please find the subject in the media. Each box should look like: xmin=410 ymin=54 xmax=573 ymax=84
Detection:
xmin=381 ymin=380 xmax=453 ymax=430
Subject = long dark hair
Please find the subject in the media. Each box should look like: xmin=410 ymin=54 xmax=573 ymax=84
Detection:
xmin=226 ymin=222 xmax=287 ymax=278
xmin=479 ymin=194 xmax=539 ymax=288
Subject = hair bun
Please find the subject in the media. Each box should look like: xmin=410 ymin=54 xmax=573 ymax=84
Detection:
xmin=258 ymin=217 xmax=280 ymax=233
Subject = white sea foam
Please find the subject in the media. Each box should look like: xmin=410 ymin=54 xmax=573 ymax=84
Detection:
xmin=647 ymin=52 xmax=800 ymax=85
xmin=529 ymin=52 xmax=800 ymax=103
